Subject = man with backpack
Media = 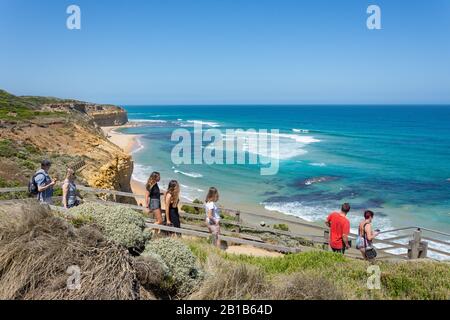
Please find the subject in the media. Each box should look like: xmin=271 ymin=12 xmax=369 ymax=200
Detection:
xmin=29 ymin=159 xmax=57 ymax=204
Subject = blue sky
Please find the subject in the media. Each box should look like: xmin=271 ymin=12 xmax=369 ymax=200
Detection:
xmin=1 ymin=0 xmax=450 ymax=104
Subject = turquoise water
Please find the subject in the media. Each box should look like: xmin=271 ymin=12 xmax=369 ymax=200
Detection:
xmin=122 ymin=105 xmax=450 ymax=237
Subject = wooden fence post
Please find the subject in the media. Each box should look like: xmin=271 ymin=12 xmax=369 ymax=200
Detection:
xmin=408 ymin=229 xmax=428 ymax=259
xmin=323 ymin=230 xmax=330 ymax=251
xmin=235 ymin=210 xmax=241 ymax=233
xmin=420 ymin=241 xmax=428 ymax=259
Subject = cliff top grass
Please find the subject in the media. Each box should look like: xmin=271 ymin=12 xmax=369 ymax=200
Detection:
xmin=0 ymin=89 xmax=76 ymax=121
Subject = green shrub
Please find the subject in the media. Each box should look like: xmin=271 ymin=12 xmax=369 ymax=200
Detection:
xmin=0 ymin=139 xmax=17 ymax=158
xmin=223 ymin=250 xmax=348 ymax=274
xmin=19 ymin=159 xmax=36 ymax=170
xmin=0 ymin=178 xmax=28 ymax=200
xmin=380 ymin=261 xmax=450 ymax=299
xmin=0 ymin=177 xmax=19 ymax=188
xmin=144 ymin=238 xmax=203 ymax=298
xmin=219 ymin=211 xmax=235 ymax=221
xmin=182 ymin=199 xmax=205 ymax=215
xmin=68 ymin=202 xmax=150 ymax=249
xmin=68 ymin=212 xmax=94 ymax=228
xmin=24 ymin=143 xmax=40 ymax=155
xmin=273 ymin=224 xmax=289 ymax=231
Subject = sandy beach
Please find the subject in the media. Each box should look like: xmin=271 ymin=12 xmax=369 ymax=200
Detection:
xmin=102 ymin=125 xmax=140 ymax=154
xmin=102 ymin=125 xmax=148 ymax=206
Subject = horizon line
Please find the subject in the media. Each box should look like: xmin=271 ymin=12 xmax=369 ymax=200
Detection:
xmin=118 ymin=103 xmax=450 ymax=107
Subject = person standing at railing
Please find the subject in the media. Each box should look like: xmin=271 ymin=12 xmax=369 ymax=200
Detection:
xmin=165 ymin=180 xmax=181 ymax=236
xmin=205 ymin=187 xmax=221 ymax=248
xmin=356 ymin=210 xmax=379 ymax=260
xmin=145 ymin=172 xmax=163 ymax=226
xmin=34 ymin=159 xmax=57 ymax=205
xmin=325 ymin=203 xmax=351 ymax=254
xmin=62 ymin=168 xmax=81 ymax=209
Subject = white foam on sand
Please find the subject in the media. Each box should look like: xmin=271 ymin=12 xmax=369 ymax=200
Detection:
xmin=131 ymin=138 xmax=145 ymax=154
xmin=179 ymin=183 xmax=205 ymax=202
xmin=263 ymin=201 xmax=335 ymax=223
xmin=132 ymin=163 xmax=153 ymax=184
xmin=173 ymin=169 xmax=203 ymax=178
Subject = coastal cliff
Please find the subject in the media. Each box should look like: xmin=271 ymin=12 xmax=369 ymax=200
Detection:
xmin=0 ymin=89 xmax=135 ymax=203
xmin=42 ymin=103 xmax=128 ymax=126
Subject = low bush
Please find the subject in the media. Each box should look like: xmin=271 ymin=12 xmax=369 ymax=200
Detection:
xmin=0 ymin=139 xmax=17 ymax=158
xmin=181 ymin=199 xmax=205 ymax=215
xmin=0 ymin=178 xmax=28 ymax=201
xmin=273 ymin=224 xmax=289 ymax=232
xmin=19 ymin=159 xmax=36 ymax=170
xmin=380 ymin=261 xmax=450 ymax=299
xmin=68 ymin=202 xmax=150 ymax=249
xmin=144 ymin=238 xmax=204 ymax=298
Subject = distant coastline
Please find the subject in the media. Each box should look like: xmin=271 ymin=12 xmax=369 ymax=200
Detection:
xmin=102 ymin=124 xmax=148 ymax=206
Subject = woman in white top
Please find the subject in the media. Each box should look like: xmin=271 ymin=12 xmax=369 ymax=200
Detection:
xmin=205 ymin=187 xmax=221 ymax=248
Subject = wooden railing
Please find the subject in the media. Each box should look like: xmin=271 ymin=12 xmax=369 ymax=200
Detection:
xmin=1 ymin=186 xmax=449 ymax=260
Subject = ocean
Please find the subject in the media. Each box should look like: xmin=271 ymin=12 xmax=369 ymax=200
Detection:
xmin=120 ymin=105 xmax=450 ymax=255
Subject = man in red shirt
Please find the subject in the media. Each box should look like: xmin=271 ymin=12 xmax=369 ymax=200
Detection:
xmin=326 ymin=203 xmax=351 ymax=254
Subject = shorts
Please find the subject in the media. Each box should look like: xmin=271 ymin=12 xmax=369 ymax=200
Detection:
xmin=206 ymin=219 xmax=220 ymax=235
xmin=149 ymin=199 xmax=161 ymax=210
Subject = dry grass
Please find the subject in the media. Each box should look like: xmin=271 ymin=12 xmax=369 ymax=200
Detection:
xmin=189 ymin=255 xmax=268 ymax=300
xmin=268 ymin=272 xmax=344 ymax=300
xmin=133 ymin=254 xmax=168 ymax=289
xmin=0 ymin=200 xmax=143 ymax=300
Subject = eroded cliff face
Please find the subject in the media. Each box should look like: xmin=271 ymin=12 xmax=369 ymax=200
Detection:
xmin=42 ymin=103 xmax=128 ymax=126
xmin=84 ymin=144 xmax=134 ymax=199
xmin=87 ymin=108 xmax=128 ymax=126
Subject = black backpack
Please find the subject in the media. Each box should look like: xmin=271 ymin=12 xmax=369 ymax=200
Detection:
xmin=28 ymin=172 xmax=44 ymax=195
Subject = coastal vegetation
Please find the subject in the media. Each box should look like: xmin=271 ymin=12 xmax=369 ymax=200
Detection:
xmin=0 ymin=89 xmax=70 ymax=121
xmin=68 ymin=202 xmax=150 ymax=249
xmin=0 ymin=200 xmax=448 ymax=300
xmin=273 ymin=223 xmax=289 ymax=232
xmin=186 ymin=238 xmax=450 ymax=300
